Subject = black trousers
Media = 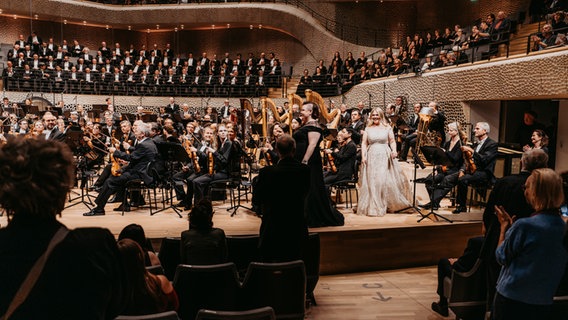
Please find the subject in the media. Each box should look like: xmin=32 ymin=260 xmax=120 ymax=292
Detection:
xmin=492 ymin=293 xmax=551 ymax=320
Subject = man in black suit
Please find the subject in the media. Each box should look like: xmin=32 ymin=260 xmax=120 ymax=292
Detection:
xmin=431 ymin=122 xmax=499 ymax=213
xmin=84 ymin=122 xmax=158 ymax=215
xmin=481 ymin=149 xmax=548 ymax=312
xmin=256 ymin=134 xmax=311 ymax=262
xmin=165 ymin=97 xmax=180 ymax=115
xmin=349 ymin=109 xmax=365 ymax=137
xmin=427 ymin=101 xmax=446 ymax=145
xmin=399 ymin=103 xmax=422 ymax=161
xmin=324 ymin=128 xmax=358 ymax=189
xmin=431 ymin=235 xmax=484 ymax=317
xmin=43 ymin=113 xmax=66 ymax=142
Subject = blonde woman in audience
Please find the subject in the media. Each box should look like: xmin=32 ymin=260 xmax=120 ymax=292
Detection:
xmin=493 ymin=168 xmax=568 ymax=320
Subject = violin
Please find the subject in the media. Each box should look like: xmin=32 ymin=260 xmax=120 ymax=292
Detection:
xmin=208 ymin=151 xmax=214 ymax=175
xmin=182 ymin=136 xmax=201 ymax=173
xmin=460 ymin=137 xmax=477 ymax=175
xmin=110 ymin=130 xmax=122 ymax=176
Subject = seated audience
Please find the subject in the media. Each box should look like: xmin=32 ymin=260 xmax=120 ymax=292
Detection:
xmin=117 ymin=239 xmax=179 ymax=316
xmin=0 ymin=136 xmax=125 ymax=318
xmin=180 ymin=200 xmax=228 ymax=265
xmin=118 ymin=223 xmax=161 ymax=266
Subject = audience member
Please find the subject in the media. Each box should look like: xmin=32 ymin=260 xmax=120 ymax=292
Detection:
xmin=0 ymin=136 xmax=125 ymax=318
xmin=117 ymin=239 xmax=179 ymax=316
xmin=180 ymin=200 xmax=228 ymax=265
xmin=482 ymin=149 xmax=549 ymax=312
xmin=493 ymin=168 xmax=567 ymax=320
xmin=256 ymin=134 xmax=310 ymax=262
xmin=118 ymin=223 xmax=161 ymax=267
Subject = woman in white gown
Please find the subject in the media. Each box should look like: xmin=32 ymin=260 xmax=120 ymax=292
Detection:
xmin=357 ymin=107 xmax=412 ymax=216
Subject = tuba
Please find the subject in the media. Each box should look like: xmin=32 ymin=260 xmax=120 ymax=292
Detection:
xmin=415 ymin=106 xmax=433 ymax=159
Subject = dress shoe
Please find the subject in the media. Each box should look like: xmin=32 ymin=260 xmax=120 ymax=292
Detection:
xmin=113 ymin=204 xmax=131 ymax=212
xmin=452 ymin=206 xmax=467 ymax=214
xmin=174 ymin=201 xmax=187 ymax=208
xmin=431 ymin=302 xmax=449 ymax=317
xmin=88 ymin=185 xmax=101 ymax=192
xmin=419 ymin=202 xmax=439 ymax=210
xmin=129 ymin=199 xmax=146 ymax=207
xmin=83 ymin=208 xmax=105 ymax=216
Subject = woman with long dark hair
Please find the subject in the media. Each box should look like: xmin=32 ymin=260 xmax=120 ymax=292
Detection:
xmin=117 ymin=239 xmax=179 ymax=315
xmin=293 ymin=102 xmax=344 ymax=227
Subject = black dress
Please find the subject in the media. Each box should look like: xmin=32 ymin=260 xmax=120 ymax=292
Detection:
xmin=293 ymin=125 xmax=344 ymax=227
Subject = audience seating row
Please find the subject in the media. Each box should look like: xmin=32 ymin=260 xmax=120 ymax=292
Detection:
xmin=157 ymin=233 xmax=320 ymax=319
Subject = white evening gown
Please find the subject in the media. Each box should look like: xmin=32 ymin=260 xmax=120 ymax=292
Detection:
xmin=357 ymin=126 xmax=412 ymax=216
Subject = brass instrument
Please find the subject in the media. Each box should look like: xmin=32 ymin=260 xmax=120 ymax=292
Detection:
xmin=305 ymin=89 xmax=340 ymax=129
xmin=415 ymin=107 xmax=433 ymax=160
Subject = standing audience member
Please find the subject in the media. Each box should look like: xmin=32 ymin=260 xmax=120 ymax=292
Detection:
xmin=493 ymin=168 xmax=567 ymax=320
xmin=180 ymin=200 xmax=228 ymax=265
xmin=522 ymin=129 xmax=549 ymax=154
xmin=256 ymin=134 xmax=311 ymax=262
xmin=117 ymin=239 xmax=179 ymax=316
xmin=0 ymin=136 xmax=125 ymax=319
xmin=118 ymin=224 xmax=161 ymax=267
xmin=482 ymin=149 xmax=549 ymax=312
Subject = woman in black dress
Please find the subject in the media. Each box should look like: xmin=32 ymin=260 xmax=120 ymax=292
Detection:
xmin=293 ymin=102 xmax=344 ymax=227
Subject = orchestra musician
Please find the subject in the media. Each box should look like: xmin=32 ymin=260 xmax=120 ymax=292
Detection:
xmin=81 ymin=123 xmax=107 ymax=170
xmin=84 ymin=122 xmax=158 ymax=215
xmin=91 ymin=120 xmax=135 ymax=192
xmin=420 ymin=122 xmax=465 ymax=210
xmin=398 ymin=103 xmax=422 ymax=162
xmin=323 ymin=127 xmax=358 ymax=192
xmin=427 ymin=102 xmax=447 ymax=145
xmin=173 ymin=125 xmax=215 ymax=210
xmin=259 ymin=123 xmax=285 ymax=166
xmin=428 ymin=122 xmax=498 ymax=213
xmin=192 ymin=124 xmax=233 ymax=205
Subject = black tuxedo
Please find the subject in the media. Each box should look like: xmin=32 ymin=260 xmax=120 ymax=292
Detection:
xmin=94 ymin=138 xmax=158 ymax=211
xmin=256 ymin=157 xmax=311 ymax=262
xmin=432 ymin=137 xmax=499 ymax=208
xmin=324 ymin=140 xmax=357 ymax=185
xmin=45 ymin=127 xmax=66 ymax=142
xmin=165 ymin=103 xmax=180 ymax=114
xmin=350 ymin=120 xmax=365 ymax=134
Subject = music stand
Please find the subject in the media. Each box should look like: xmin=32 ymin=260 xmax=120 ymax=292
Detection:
xmin=418 ymin=146 xmax=454 ymax=223
xmin=152 ymin=142 xmax=191 ymax=218
xmin=395 ymin=149 xmax=424 ymax=215
xmin=65 ymin=130 xmax=96 ymax=210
